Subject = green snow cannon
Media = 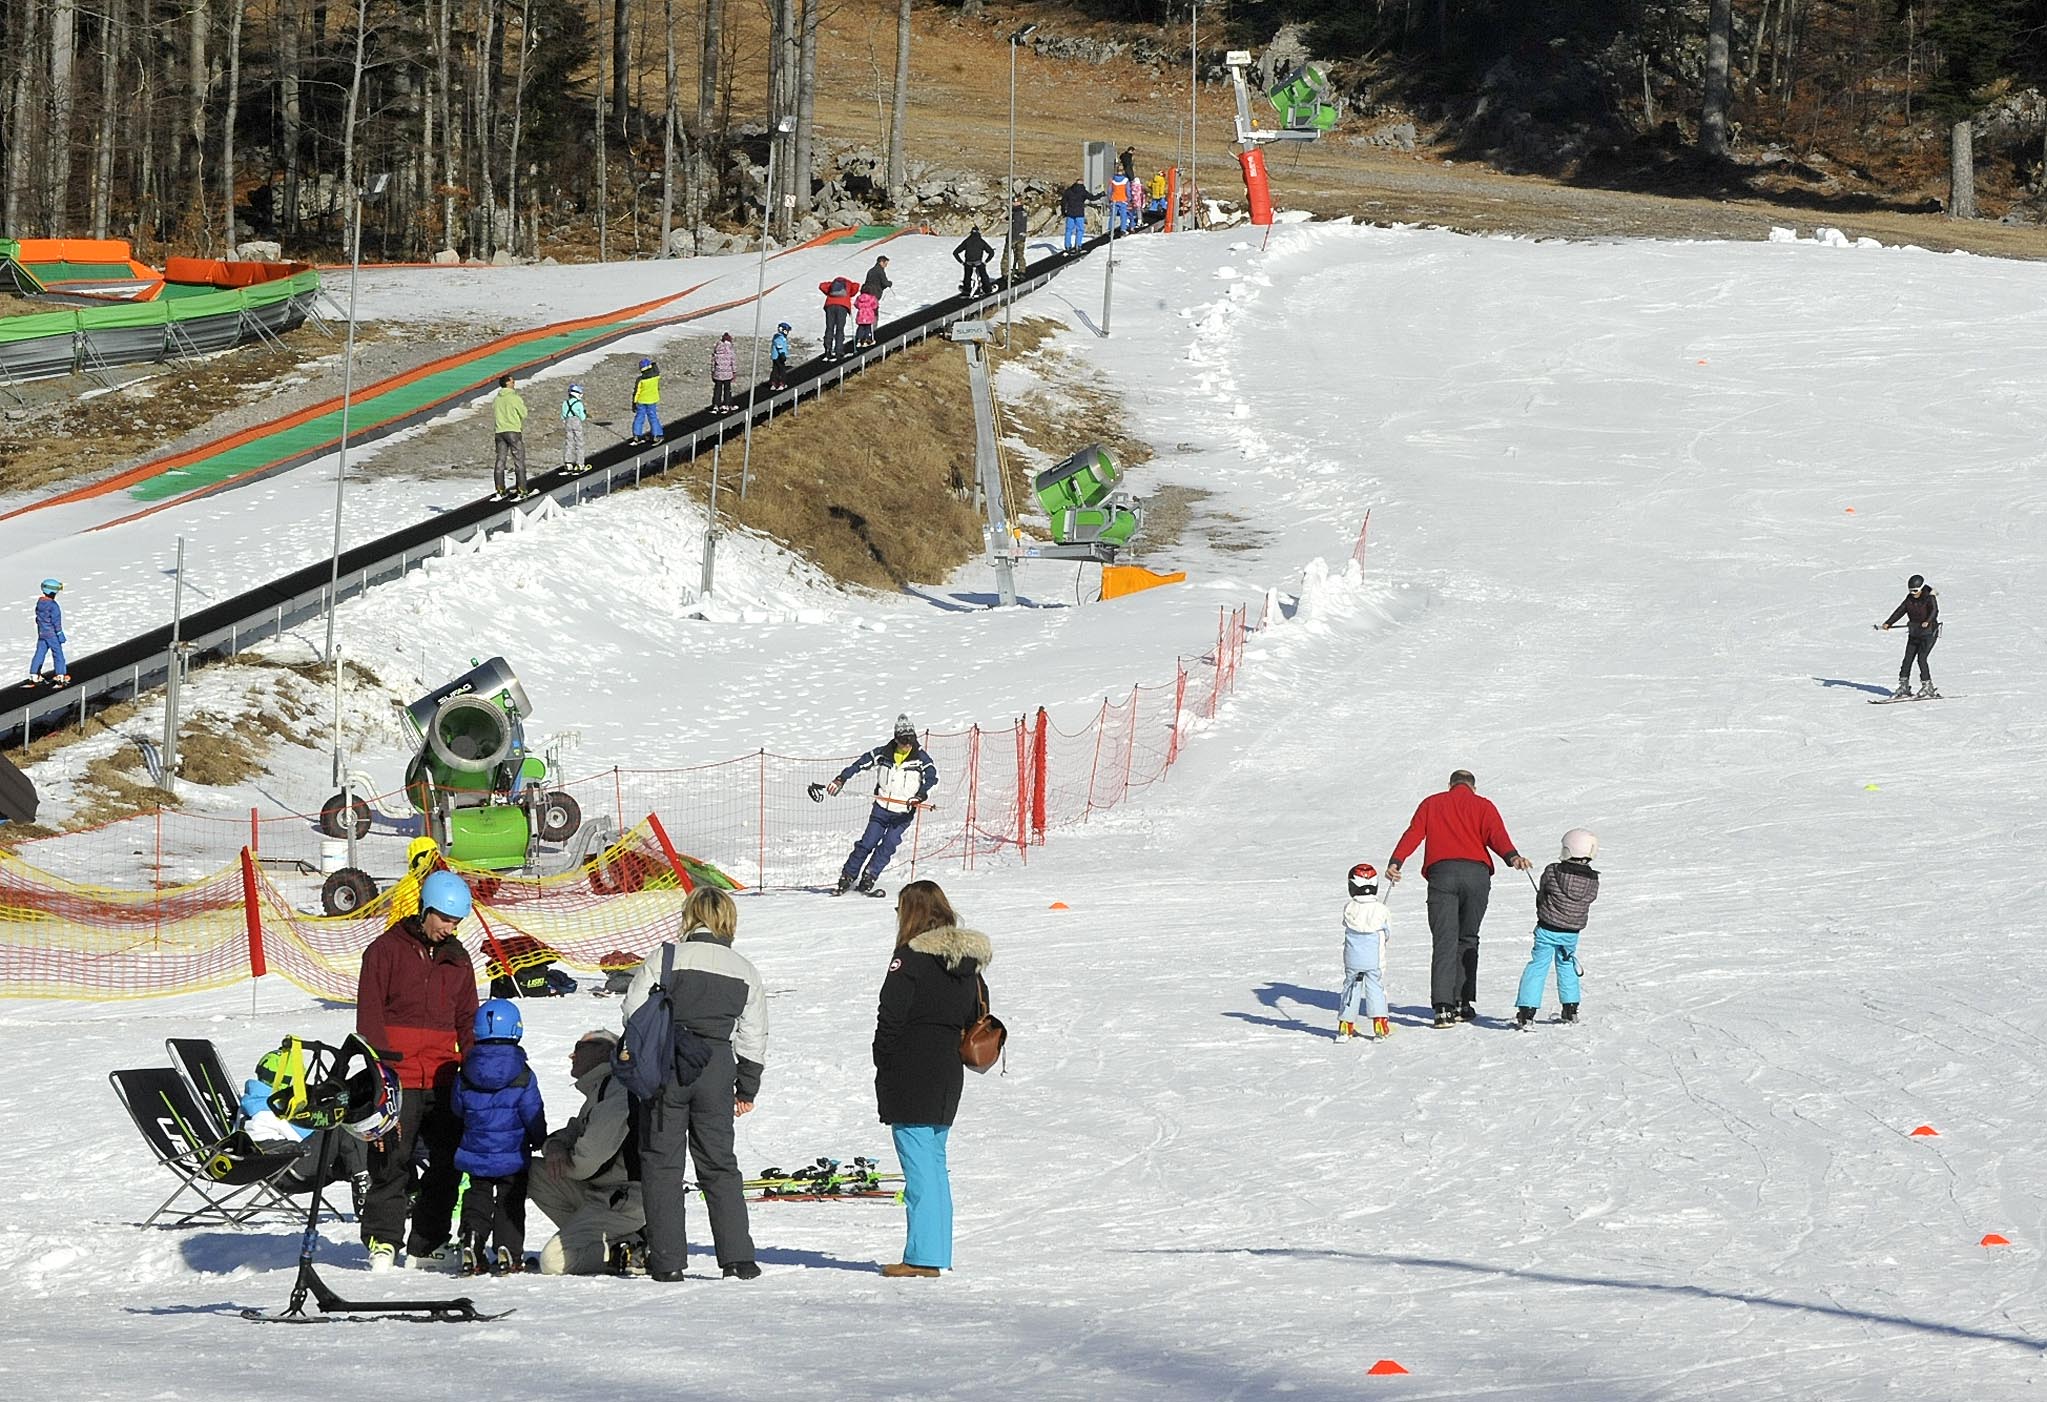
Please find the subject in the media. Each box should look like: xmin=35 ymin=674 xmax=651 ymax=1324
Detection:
xmin=441 ymin=806 xmax=534 ymax=872
xmin=402 ymin=657 xmax=534 ymax=807
xmin=1035 ymin=445 xmax=1121 ymax=518
xmin=1052 ymin=503 xmax=1141 ymax=550
xmin=1269 ymin=64 xmax=1341 ymax=133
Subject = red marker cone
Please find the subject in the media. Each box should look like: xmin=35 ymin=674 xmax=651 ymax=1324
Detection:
xmin=1909 ymin=1125 xmax=1939 ymax=1137
xmin=1980 ymin=1234 xmax=2010 ymax=1246
xmin=1049 ymin=901 xmax=1069 ymax=910
xmin=1367 ymin=1360 xmax=1409 ymax=1376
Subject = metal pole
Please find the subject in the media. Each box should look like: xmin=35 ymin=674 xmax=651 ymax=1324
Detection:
xmin=1102 ymin=178 xmax=1116 ymax=336
xmin=741 ymin=123 xmax=789 ymax=502
xmin=1189 ymin=2 xmax=1200 ymax=231
xmin=324 ymin=194 xmax=364 ymax=666
xmin=162 ymin=536 xmax=185 ymax=798
xmin=701 ymin=439 xmax=722 ymax=600
xmin=1006 ymin=36 xmax=1017 ymax=348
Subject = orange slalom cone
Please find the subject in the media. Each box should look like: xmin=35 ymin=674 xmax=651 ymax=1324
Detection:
xmin=1049 ymin=901 xmax=1069 ymax=910
xmin=1367 ymin=1360 xmax=1409 ymax=1376
xmin=1980 ymin=1234 xmax=2010 ymax=1246
xmin=1909 ymin=1125 xmax=1939 ymax=1137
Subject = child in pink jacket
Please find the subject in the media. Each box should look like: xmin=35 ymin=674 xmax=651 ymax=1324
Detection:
xmin=853 ymin=292 xmax=880 ymax=348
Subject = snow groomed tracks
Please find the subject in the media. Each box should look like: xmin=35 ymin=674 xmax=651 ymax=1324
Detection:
xmin=0 ymin=234 xmax=1107 ymax=748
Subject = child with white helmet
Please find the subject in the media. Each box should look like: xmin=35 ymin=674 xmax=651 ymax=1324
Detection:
xmin=1514 ymin=829 xmax=1602 ymax=1027
xmin=28 ymin=578 xmax=68 ymax=686
xmin=1338 ymin=863 xmax=1393 ymax=1041
xmin=560 ymin=382 xmax=589 ymax=471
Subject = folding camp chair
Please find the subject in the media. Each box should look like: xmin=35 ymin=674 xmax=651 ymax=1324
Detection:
xmin=108 ymin=1066 xmax=303 ymax=1229
xmin=165 ymin=1037 xmax=364 ymax=1222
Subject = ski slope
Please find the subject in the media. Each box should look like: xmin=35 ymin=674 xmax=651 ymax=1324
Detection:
xmin=6 ymin=222 xmax=2047 ymax=1399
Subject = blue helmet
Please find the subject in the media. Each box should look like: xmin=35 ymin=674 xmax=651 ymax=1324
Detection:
xmin=474 ymin=997 xmax=523 ymax=1042
xmin=39 ymin=579 xmax=62 ymax=595
xmin=777 ymin=322 xmax=791 ymax=332
xmin=420 ymin=869 xmax=473 ymax=921
xmin=640 ymin=358 xmax=654 ymax=369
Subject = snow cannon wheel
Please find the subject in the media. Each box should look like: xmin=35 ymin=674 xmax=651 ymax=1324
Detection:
xmin=535 ymin=792 xmax=582 ymax=843
xmin=318 ymin=792 xmax=373 ymax=840
xmin=321 ymin=867 xmax=380 ymax=916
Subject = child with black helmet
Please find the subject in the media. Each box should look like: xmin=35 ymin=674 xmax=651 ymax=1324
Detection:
xmin=770 ymin=322 xmax=793 ymax=391
xmin=1875 ymin=573 xmax=1940 ymax=700
xmin=1514 ymin=830 xmax=1602 ymax=1027
xmin=1339 ymin=863 xmax=1393 ymax=1040
xmin=451 ymin=997 xmax=547 ymax=1275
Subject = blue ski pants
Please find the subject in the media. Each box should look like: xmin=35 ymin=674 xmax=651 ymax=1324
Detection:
xmin=632 ymin=403 xmax=662 ymax=439
xmin=30 ymin=638 xmax=66 ymax=677
xmin=891 ymin=1123 xmax=953 ymax=1269
xmin=1515 ymin=925 xmax=1582 ymax=1009
xmin=841 ymin=807 xmax=914 ymax=884
xmin=1340 ymin=933 xmax=1388 ymax=1021
xmin=1063 ymin=216 xmax=1086 ymax=250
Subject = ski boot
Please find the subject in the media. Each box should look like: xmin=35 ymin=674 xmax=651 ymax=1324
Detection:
xmin=1888 ymin=680 xmax=1913 ymax=701
xmin=1515 ymin=1006 xmax=1537 ymax=1029
xmin=832 ymin=873 xmax=853 ymax=896
xmin=1371 ymin=1017 xmax=1392 ymax=1040
xmin=459 ymin=1233 xmax=490 ymax=1278
xmin=1431 ymin=1006 xmax=1456 ymax=1029
xmin=1336 ymin=1020 xmax=1357 ymax=1041
xmin=367 ymin=1238 xmax=397 ymax=1273
xmin=1457 ymin=1001 xmax=1478 ymax=1023
xmin=1560 ymin=1003 xmax=1580 ymax=1024
xmin=491 ymin=1245 xmax=521 ymax=1276
xmin=609 ymin=1235 xmax=649 ymax=1277
xmin=723 ymin=1261 xmax=762 ymax=1281
xmin=1917 ymin=681 xmax=1940 ymax=699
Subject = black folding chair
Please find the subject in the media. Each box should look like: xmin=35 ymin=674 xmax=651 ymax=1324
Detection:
xmin=108 ymin=1066 xmax=303 ymax=1229
xmin=166 ymin=1037 xmax=243 ymax=1139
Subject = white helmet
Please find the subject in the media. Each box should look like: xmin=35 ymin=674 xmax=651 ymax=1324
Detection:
xmin=1561 ymin=828 xmax=1598 ymax=862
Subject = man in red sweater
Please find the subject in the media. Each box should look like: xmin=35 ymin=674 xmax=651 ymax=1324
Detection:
xmin=355 ymin=869 xmax=479 ymax=1271
xmin=1386 ymin=769 xmax=1530 ymax=1028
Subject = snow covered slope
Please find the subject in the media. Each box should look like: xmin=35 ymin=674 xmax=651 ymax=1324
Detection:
xmin=5 ymin=223 xmax=2046 ymax=1398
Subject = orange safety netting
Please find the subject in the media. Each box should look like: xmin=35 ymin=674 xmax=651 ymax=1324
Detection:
xmin=1 ymin=606 xmax=1255 ymax=999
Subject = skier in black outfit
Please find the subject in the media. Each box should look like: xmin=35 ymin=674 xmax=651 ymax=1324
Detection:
xmin=861 ymin=256 xmax=893 ymax=311
xmin=1875 ymin=574 xmax=1940 ymax=699
xmin=953 ymin=226 xmax=995 ymax=298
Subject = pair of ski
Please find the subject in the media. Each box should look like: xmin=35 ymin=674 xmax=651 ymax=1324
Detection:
xmin=1868 ymin=691 xmax=1948 ymax=705
xmin=745 ymin=1156 xmax=902 ymax=1202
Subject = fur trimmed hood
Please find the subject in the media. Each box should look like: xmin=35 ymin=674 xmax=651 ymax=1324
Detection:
xmin=906 ymin=925 xmax=993 ymax=971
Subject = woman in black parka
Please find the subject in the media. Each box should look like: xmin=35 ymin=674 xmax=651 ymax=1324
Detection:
xmin=873 ymin=880 xmax=993 ymax=1278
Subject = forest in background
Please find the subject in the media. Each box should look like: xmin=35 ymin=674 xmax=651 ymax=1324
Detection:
xmin=7 ymin=1 xmax=2047 ymax=263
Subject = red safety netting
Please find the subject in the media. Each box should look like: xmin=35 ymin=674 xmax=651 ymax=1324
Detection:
xmin=1 ymin=605 xmax=1255 ymax=999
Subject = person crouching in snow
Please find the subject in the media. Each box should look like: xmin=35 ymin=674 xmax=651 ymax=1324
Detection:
xmin=809 ymin=714 xmax=938 ymax=896
xmin=711 ymin=332 xmax=739 ymax=412
xmin=769 ymin=322 xmax=792 ymax=390
xmin=29 ymin=578 xmax=68 ymax=685
xmin=451 ymin=998 xmax=547 ymax=1275
xmin=1515 ymin=829 xmax=1601 ymax=1028
xmin=1339 ymin=863 xmax=1392 ymax=1041
xmin=853 ymin=290 xmax=880 ymax=348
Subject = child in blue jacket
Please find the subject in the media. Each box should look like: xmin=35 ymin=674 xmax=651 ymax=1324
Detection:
xmin=29 ymin=579 xmax=67 ymax=685
xmin=451 ymin=999 xmax=547 ymax=1274
xmin=769 ymin=322 xmax=792 ymax=390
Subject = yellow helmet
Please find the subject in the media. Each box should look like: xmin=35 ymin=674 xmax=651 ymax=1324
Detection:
xmin=406 ymin=835 xmax=441 ymax=872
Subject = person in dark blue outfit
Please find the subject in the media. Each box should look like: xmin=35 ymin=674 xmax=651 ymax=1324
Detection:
xmin=809 ymin=714 xmax=938 ymax=897
xmin=451 ymin=998 xmax=547 ymax=1275
xmin=29 ymin=579 xmax=67 ymax=685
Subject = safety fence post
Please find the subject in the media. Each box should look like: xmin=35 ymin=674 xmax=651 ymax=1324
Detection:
xmin=757 ymin=749 xmax=767 ymax=890
xmin=250 ymin=807 xmax=260 ymax=854
xmin=646 ymin=811 xmax=698 ymax=894
xmin=1031 ymin=708 xmax=1049 ymax=844
xmin=613 ymin=766 xmax=625 ymax=828
xmin=963 ymin=725 xmax=982 ymax=870
xmin=1351 ymin=509 xmax=1372 ymax=570
xmin=239 ymin=847 xmax=268 ymax=979
xmin=1013 ymin=718 xmax=1028 ymax=862
xmin=1209 ymin=608 xmax=1226 ymax=718
xmin=1167 ymin=664 xmax=1188 ymax=768
xmin=1122 ymin=685 xmax=1140 ymax=800
xmin=1084 ymin=698 xmax=1108 ymax=819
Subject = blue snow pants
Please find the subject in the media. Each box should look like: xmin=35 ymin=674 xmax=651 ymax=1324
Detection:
xmin=1515 ymin=925 xmax=1582 ymax=1009
xmin=30 ymin=638 xmax=66 ymax=677
xmin=1340 ymin=930 xmax=1388 ymax=1022
xmin=841 ymin=807 xmax=914 ymax=885
xmin=890 ymin=1124 xmax=953 ymax=1269
xmin=632 ymin=403 xmax=662 ymax=439
xmin=1063 ymin=216 xmax=1086 ymax=250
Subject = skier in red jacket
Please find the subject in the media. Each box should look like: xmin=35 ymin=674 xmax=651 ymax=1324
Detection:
xmin=355 ymin=869 xmax=480 ymax=1271
xmin=1386 ymin=769 xmax=1529 ymax=1027
xmin=819 ymin=275 xmax=857 ymax=362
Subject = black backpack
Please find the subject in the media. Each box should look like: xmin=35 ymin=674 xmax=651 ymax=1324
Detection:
xmin=613 ymin=944 xmax=715 ymax=1101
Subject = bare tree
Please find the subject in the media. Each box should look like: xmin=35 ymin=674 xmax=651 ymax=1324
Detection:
xmin=437 ymin=0 xmax=458 ymax=253
xmin=1700 ymin=0 xmax=1732 ymax=158
xmin=186 ymin=0 xmax=210 ymax=249
xmin=660 ymin=0 xmax=677 ymax=252
xmin=612 ymin=0 xmax=630 ymax=129
xmin=698 ymin=0 xmax=723 ymax=134
xmin=341 ymin=0 xmax=369 ymax=248
xmin=794 ymin=0 xmax=819 ymax=221
xmin=4 ymin=0 xmax=37 ymax=232
xmin=91 ymin=0 xmax=122 ymax=238
xmin=49 ymin=0 xmax=77 ymax=234
xmin=506 ymin=0 xmax=536 ymax=256
xmin=887 ymin=0 xmax=909 ymax=195
xmin=221 ymin=0 xmax=245 ymax=252
xmin=280 ymin=0 xmax=303 ymax=238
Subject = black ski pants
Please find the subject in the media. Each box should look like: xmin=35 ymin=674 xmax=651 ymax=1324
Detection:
xmin=1898 ymin=629 xmax=1936 ymax=683
xmin=1425 ymin=859 xmax=1493 ymax=1009
xmin=959 ymin=262 xmax=993 ymax=298
xmin=460 ymin=1169 xmax=530 ymax=1261
xmin=361 ymin=1084 xmax=463 ymax=1254
xmin=639 ymin=1045 xmax=755 ymax=1276
xmin=823 ymin=305 xmax=849 ymax=358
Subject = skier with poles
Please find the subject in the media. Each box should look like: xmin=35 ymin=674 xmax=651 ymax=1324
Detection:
xmin=1338 ymin=863 xmax=1393 ymax=1041
xmin=808 ymin=714 xmax=938 ymax=897
xmin=1874 ymin=573 xmax=1940 ymax=700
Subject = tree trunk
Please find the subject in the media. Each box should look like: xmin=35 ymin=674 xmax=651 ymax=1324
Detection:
xmin=341 ymin=0 xmax=367 ymax=250
xmin=507 ymin=0 xmax=533 ymax=256
xmin=91 ymin=0 xmax=120 ymax=238
xmin=221 ymin=0 xmax=245 ymax=252
xmin=48 ymin=0 xmax=78 ymax=235
xmin=612 ymin=0 xmax=630 ymax=130
xmin=1699 ymin=0 xmax=1731 ymax=158
xmin=596 ymin=5 xmax=608 ymax=261
xmin=1949 ymin=121 xmax=1976 ymax=219
xmin=887 ymin=0 xmax=910 ymax=195
xmin=5 ymin=0 xmax=39 ymax=234
xmin=660 ymin=0 xmax=676 ymax=252
xmin=280 ymin=0 xmax=302 ymax=236
xmin=795 ymin=0 xmax=818 ymax=219
xmin=698 ymin=0 xmax=722 ymax=135
xmin=186 ymin=0 xmax=210 ymax=249
xmin=474 ymin=0 xmax=497 ymax=255
xmin=437 ymin=0 xmax=457 ymax=253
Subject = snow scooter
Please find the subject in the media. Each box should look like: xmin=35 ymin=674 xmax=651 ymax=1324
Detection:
xmin=241 ymin=1035 xmax=508 ymax=1324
